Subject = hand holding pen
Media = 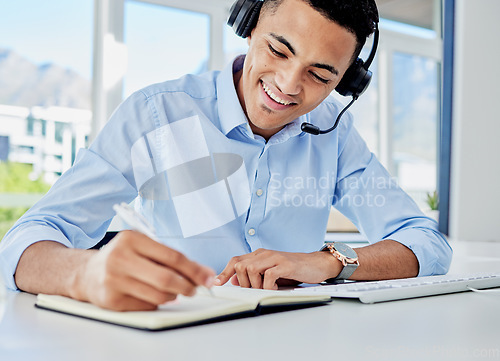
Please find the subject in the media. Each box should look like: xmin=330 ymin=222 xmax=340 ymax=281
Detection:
xmin=72 ymin=204 xmax=215 ymax=311
xmin=113 ymin=203 xmax=215 ymax=297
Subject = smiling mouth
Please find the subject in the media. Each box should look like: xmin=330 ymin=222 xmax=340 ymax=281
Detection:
xmin=261 ymin=81 xmax=296 ymax=106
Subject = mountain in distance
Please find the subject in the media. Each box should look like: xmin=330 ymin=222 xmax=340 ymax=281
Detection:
xmin=0 ymin=48 xmax=91 ymax=110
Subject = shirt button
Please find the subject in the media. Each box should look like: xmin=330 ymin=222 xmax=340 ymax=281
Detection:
xmin=256 ymin=189 xmax=263 ymax=196
xmin=248 ymin=228 xmax=256 ymax=236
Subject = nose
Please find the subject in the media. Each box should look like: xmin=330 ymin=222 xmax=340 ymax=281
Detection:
xmin=275 ymin=62 xmax=302 ymax=96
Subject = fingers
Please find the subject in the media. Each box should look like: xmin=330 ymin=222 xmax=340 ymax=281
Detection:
xmin=216 ymin=248 xmax=269 ymax=286
xmin=240 ymin=258 xmax=281 ymax=290
xmin=216 ymin=255 xmax=241 ymax=286
xmin=230 ymin=274 xmax=240 ymax=286
xmin=126 ymin=254 xmax=198 ymax=297
xmin=85 ymin=230 xmax=215 ymax=311
xmin=234 ymin=260 xmax=252 ymax=288
xmin=247 ymin=264 xmax=264 ymax=289
xmin=232 ymin=262 xmax=265 ymax=289
xmin=217 ymin=249 xmax=289 ymax=290
xmin=263 ymin=267 xmax=281 ymax=290
xmin=129 ymin=231 xmax=215 ymax=288
xmin=106 ymin=274 xmax=178 ymax=310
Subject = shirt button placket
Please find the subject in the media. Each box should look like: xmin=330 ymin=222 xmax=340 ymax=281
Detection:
xmin=245 ymin=147 xmax=269 ymax=250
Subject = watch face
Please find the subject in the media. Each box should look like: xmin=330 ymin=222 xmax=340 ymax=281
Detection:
xmin=333 ymin=242 xmax=358 ymax=259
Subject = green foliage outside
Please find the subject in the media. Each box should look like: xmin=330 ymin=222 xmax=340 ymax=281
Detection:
xmin=426 ymin=190 xmax=439 ymax=211
xmin=0 ymin=162 xmax=51 ymax=193
xmin=0 ymin=207 xmax=29 ymax=239
xmin=0 ymin=162 xmax=51 ymax=240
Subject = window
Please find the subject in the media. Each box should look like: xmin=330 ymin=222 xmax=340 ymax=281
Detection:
xmin=331 ymin=46 xmax=380 ymax=154
xmin=0 ymin=1 xmax=443 ymax=238
xmin=393 ymin=52 xmax=439 ymax=206
xmin=379 ymin=20 xmax=441 ymax=211
xmin=0 ymin=0 xmax=93 ymax=238
xmin=123 ymin=1 xmax=210 ymax=97
xmin=328 ymin=19 xmax=442 ymax=232
xmin=55 ymin=122 xmax=65 ymax=144
xmin=224 ymin=22 xmax=249 ymax=66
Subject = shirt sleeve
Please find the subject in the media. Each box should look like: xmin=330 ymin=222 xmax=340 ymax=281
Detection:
xmin=332 ymin=114 xmax=452 ymax=276
xmin=0 ymin=90 xmax=155 ymax=291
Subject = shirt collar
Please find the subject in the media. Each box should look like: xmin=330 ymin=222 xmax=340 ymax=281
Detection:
xmin=216 ymin=55 xmax=250 ymax=136
xmin=216 ymin=55 xmax=307 ymax=141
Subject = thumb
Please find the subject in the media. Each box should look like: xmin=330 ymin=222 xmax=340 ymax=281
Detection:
xmin=215 ymin=259 xmax=238 ymax=286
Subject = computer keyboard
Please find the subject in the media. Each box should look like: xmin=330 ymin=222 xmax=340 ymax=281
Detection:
xmin=291 ymin=272 xmax=500 ymax=303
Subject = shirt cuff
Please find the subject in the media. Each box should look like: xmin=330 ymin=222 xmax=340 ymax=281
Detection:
xmin=384 ymin=227 xmax=453 ymax=277
xmin=0 ymin=223 xmax=74 ymax=291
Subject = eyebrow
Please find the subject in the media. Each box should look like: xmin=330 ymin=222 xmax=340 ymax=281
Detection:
xmin=269 ymin=33 xmax=339 ymax=76
xmin=311 ymin=63 xmax=339 ymax=76
xmin=270 ymin=33 xmax=296 ymax=55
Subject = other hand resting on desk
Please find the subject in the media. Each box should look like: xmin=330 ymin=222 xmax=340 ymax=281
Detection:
xmin=214 ymin=240 xmax=420 ymax=290
xmin=215 ymin=248 xmax=341 ymax=290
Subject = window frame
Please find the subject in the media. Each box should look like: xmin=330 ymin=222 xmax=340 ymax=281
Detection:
xmin=376 ymin=24 xmax=442 ymax=175
xmin=91 ymin=0 xmax=232 ymax=141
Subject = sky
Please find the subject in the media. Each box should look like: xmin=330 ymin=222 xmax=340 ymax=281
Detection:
xmin=0 ymin=0 xmax=94 ymax=79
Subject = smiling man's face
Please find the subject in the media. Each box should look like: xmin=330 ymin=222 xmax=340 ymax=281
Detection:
xmin=234 ymin=0 xmax=357 ymax=140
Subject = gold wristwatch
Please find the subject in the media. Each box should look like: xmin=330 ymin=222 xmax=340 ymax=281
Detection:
xmin=320 ymin=242 xmax=359 ymax=280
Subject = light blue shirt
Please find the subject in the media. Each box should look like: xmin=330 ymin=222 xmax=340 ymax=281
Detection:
xmin=0 ymin=56 xmax=452 ymax=290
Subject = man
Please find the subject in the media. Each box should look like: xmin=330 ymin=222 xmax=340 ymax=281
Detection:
xmin=0 ymin=0 xmax=452 ymax=311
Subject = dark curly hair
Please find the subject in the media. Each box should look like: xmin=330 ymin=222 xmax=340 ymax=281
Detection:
xmin=262 ymin=0 xmax=379 ymax=61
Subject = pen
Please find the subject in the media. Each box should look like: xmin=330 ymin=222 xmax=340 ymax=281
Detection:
xmin=112 ymin=202 xmax=214 ymax=297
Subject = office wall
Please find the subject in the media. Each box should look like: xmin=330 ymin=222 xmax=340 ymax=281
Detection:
xmin=450 ymin=0 xmax=500 ymax=241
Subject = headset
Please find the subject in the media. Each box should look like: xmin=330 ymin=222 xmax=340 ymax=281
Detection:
xmin=227 ymin=0 xmax=379 ymax=135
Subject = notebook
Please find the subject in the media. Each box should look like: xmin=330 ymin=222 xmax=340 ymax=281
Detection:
xmin=35 ymin=286 xmax=331 ymax=331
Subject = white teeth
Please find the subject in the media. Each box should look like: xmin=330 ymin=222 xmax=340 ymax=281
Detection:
xmin=262 ymin=82 xmax=293 ymax=106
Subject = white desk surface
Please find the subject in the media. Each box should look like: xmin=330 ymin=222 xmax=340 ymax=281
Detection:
xmin=1 ymin=239 xmax=500 ymax=361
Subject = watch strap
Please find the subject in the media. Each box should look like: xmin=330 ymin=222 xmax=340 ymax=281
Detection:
xmin=336 ymin=262 xmax=358 ymax=280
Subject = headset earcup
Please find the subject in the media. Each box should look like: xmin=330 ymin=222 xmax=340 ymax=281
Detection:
xmin=335 ymin=59 xmax=373 ymax=97
xmin=228 ymin=0 xmax=263 ymax=38
xmin=227 ymin=0 xmax=247 ymax=30
xmin=240 ymin=1 xmax=263 ymax=38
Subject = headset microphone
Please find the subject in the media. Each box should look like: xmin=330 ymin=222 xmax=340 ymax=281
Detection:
xmin=301 ymin=97 xmax=357 ymax=135
xmin=227 ymin=0 xmax=379 ymax=135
